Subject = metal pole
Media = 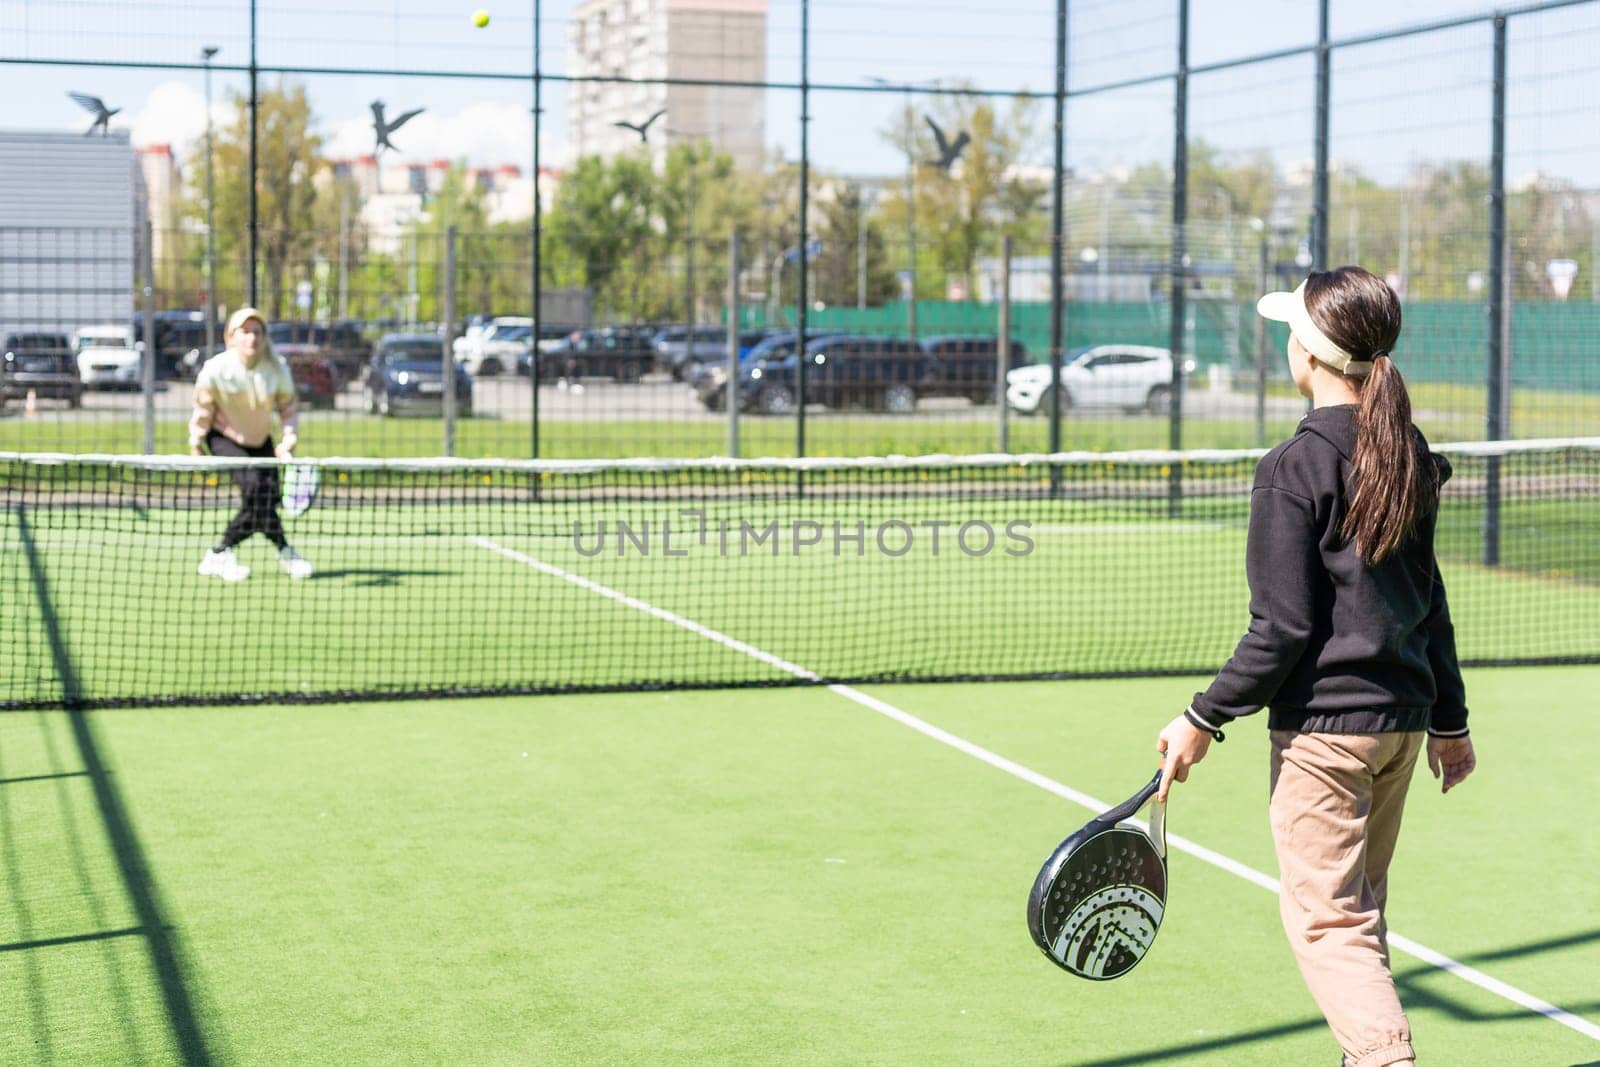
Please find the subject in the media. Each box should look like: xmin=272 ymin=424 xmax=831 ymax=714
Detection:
xmin=1255 ymin=232 xmax=1268 ymax=446
xmin=905 ymin=94 xmax=918 ymax=344
xmin=248 ymin=0 xmax=259 ymax=307
xmin=531 ymin=0 xmax=543 ymax=460
xmin=408 ymin=231 xmax=418 ymax=328
xmin=1485 ymin=14 xmax=1507 ymax=566
xmin=796 ymin=0 xmax=810 ymax=462
xmin=443 ymin=226 xmax=458 ymax=457
xmin=998 ymin=234 xmax=1012 ymax=453
xmin=202 ymin=46 xmax=219 ymax=367
xmin=1048 ymin=0 xmax=1067 ymax=471
xmin=685 ymin=162 xmax=696 ymax=326
xmin=337 ymin=183 xmax=349 ymax=320
xmin=1168 ymin=0 xmax=1190 ymax=519
xmin=727 ymin=229 xmax=740 ymax=458
xmin=857 ymin=185 xmax=867 ymax=310
xmin=141 ymin=221 xmax=157 ymax=454
xmin=1312 ymin=0 xmax=1330 ymax=271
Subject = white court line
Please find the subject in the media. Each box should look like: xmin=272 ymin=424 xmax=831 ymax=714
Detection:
xmin=472 ymin=534 xmax=1600 ymax=1045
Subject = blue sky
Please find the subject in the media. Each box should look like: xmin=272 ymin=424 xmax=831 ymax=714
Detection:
xmin=1 ymin=0 xmax=1597 ymax=187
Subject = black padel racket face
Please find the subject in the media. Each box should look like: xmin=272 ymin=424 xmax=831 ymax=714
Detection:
xmin=1027 ymin=771 xmax=1167 ymax=980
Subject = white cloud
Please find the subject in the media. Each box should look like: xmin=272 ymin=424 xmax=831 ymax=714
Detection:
xmin=323 ymin=100 xmax=544 ymax=169
xmin=125 ymin=83 xmax=559 ymax=171
xmin=128 ymin=81 xmax=226 ymax=158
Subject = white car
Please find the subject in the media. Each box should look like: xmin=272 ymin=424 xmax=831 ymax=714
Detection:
xmin=1006 ymin=345 xmax=1192 ymax=415
xmin=74 ymin=325 xmax=142 ymax=390
xmin=454 ymin=316 xmax=531 ymax=376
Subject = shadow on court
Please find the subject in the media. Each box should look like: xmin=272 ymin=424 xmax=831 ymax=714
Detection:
xmin=14 ymin=507 xmax=214 ymax=1066
xmin=310 ymin=567 xmax=456 ymax=587
xmin=1056 ymin=928 xmax=1600 ymax=1067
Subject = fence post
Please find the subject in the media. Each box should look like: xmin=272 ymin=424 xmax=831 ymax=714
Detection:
xmin=796 ymin=0 xmax=810 ymax=471
xmin=998 ymin=234 xmax=1012 ymax=454
xmin=141 ymin=221 xmax=158 ymax=454
xmin=1048 ymin=0 xmax=1069 ymax=499
xmin=1167 ymin=0 xmax=1190 ymax=518
xmin=443 ymin=227 xmax=458 ymax=458
xmin=727 ymin=230 xmax=741 ymax=459
xmin=1255 ymin=229 xmax=1268 ymax=447
xmin=1485 ymin=15 xmax=1508 ymax=566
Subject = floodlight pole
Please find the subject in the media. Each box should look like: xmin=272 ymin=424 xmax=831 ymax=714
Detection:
xmin=868 ymin=76 xmax=934 ymax=342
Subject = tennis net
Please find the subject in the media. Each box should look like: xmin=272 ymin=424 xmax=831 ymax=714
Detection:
xmin=4 ymin=440 xmax=1598 ymax=710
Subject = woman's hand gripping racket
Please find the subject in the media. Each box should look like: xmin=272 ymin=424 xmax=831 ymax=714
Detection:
xmin=1027 ymin=770 xmax=1167 ymax=980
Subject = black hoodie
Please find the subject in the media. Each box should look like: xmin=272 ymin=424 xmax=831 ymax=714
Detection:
xmin=1186 ymin=405 xmax=1469 ymax=737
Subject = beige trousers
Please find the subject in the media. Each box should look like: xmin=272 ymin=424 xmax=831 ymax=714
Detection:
xmin=1269 ymin=729 xmax=1424 ymax=1067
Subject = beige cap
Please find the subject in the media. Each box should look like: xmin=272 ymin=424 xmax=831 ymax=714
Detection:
xmin=1257 ymin=281 xmax=1373 ymax=377
xmin=225 ymin=306 xmax=268 ymax=336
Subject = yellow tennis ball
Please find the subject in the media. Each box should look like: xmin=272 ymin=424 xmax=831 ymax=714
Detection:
xmin=472 ymin=9 xmax=490 ymax=27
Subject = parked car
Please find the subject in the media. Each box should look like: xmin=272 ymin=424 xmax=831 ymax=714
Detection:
xmin=2 ymin=332 xmax=82 ymax=407
xmin=364 ymin=334 xmax=473 ymax=416
xmin=275 ymin=343 xmax=340 ymax=410
xmin=682 ymin=328 xmax=793 ymax=391
xmin=549 ymin=327 xmax=659 ymax=383
xmin=153 ymin=311 xmax=226 ymax=379
xmin=694 ymin=330 xmax=845 ymax=410
xmin=654 ymin=325 xmax=728 ymax=381
xmin=515 ymin=324 xmax=585 ymax=376
xmin=1005 ymin=345 xmax=1192 ymax=415
xmin=454 ymin=315 xmax=531 ymax=376
xmin=268 ymin=321 xmax=371 ymax=384
xmin=918 ymin=335 xmax=1029 ymax=403
xmin=74 ymin=324 xmax=143 ymax=390
xmin=734 ymin=335 xmax=928 ymax=415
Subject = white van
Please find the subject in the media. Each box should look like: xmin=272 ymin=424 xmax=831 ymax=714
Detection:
xmin=74 ymin=325 xmax=142 ymax=389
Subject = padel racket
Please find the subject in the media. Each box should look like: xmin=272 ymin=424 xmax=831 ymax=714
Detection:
xmin=281 ymin=462 xmax=320 ymax=519
xmin=1027 ymin=770 xmax=1167 ymax=980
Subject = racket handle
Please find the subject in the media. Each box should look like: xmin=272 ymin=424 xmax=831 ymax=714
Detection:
xmin=1096 ymin=769 xmax=1163 ymax=828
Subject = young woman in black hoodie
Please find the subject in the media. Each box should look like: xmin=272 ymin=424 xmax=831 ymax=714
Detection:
xmin=1154 ymin=267 xmax=1476 ymax=1067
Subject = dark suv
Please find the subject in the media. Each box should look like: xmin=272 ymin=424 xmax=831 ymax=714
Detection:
xmin=740 ymin=336 xmax=929 ymax=415
xmin=545 ymin=327 xmax=658 ymax=383
xmin=919 ymin=335 xmax=1028 ymax=403
xmin=2 ymin=332 xmax=82 ymax=407
xmin=140 ymin=312 xmax=226 ymax=380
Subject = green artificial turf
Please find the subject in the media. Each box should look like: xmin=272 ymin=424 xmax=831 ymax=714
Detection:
xmin=1 ymin=670 xmax=1597 ymax=1064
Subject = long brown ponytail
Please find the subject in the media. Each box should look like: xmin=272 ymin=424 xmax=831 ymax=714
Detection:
xmin=1303 ymin=268 xmax=1439 ymax=564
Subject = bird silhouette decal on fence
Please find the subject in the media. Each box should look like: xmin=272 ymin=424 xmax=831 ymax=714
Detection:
xmin=924 ymin=116 xmax=970 ymax=171
xmin=68 ymin=93 xmax=120 ymax=137
xmin=614 ymin=110 xmax=666 ymax=143
xmin=371 ymin=100 xmax=425 ymax=152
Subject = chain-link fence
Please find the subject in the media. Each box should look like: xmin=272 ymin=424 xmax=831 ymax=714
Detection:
xmin=4 ymin=1 xmax=1599 ymax=461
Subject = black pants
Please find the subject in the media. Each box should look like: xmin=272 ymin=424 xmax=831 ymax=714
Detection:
xmin=207 ymin=431 xmax=286 ymax=551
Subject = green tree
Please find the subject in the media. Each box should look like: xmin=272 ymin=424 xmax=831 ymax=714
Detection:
xmin=179 ymin=79 xmax=324 ymax=320
xmin=543 ymin=153 xmax=661 ymax=318
xmin=811 ymin=182 xmax=897 ymax=309
xmin=877 ymin=90 xmax=1044 ymax=300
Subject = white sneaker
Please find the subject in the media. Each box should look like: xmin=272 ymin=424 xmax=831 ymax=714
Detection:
xmin=278 ymin=546 xmax=314 ymax=580
xmin=199 ymin=548 xmax=250 ymax=582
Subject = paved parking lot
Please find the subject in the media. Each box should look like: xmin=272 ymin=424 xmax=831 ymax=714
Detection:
xmin=20 ymin=372 xmax=1308 ymax=424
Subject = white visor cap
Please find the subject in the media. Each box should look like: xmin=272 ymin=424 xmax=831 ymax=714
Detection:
xmin=1257 ymin=281 xmax=1374 ymax=377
